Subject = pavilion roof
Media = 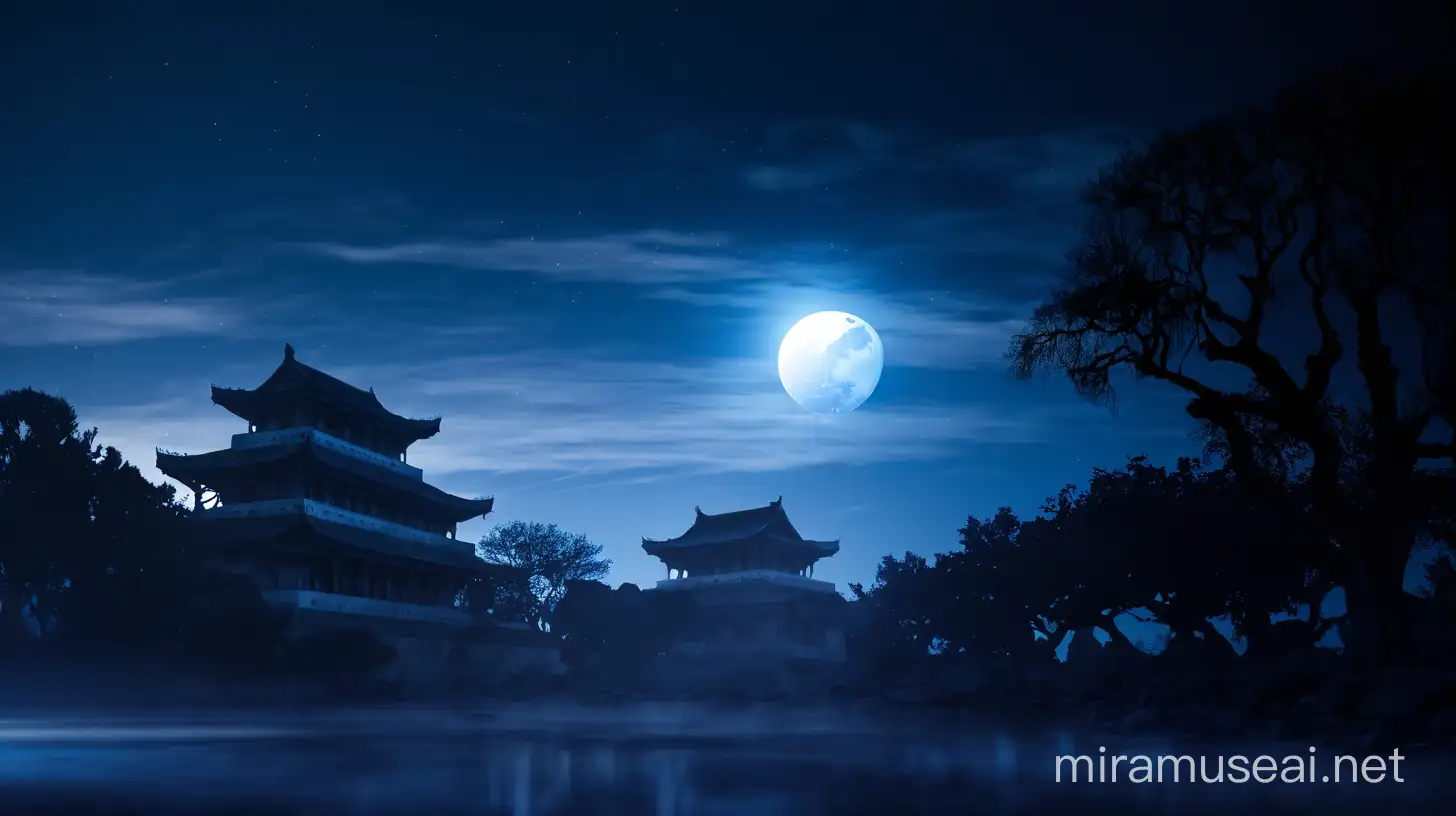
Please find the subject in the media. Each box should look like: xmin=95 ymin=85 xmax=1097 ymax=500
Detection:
xmin=211 ymin=344 xmax=441 ymax=443
xmin=156 ymin=436 xmax=493 ymax=524
xmin=641 ymin=497 xmax=839 ymax=557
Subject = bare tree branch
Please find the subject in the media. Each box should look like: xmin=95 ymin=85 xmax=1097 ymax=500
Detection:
xmin=1002 ymin=61 xmax=1451 ymax=665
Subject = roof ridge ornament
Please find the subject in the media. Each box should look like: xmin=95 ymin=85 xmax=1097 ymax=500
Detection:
xmin=283 ymin=343 xmax=296 ymax=361
xmin=694 ymin=505 xmax=703 ymax=516
xmin=772 ymin=496 xmax=782 ymax=506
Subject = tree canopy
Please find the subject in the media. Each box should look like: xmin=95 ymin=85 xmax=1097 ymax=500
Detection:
xmin=848 ymin=450 xmax=1369 ymax=676
xmin=1004 ymin=63 xmax=1452 ymax=665
xmin=0 ymin=388 xmax=188 ymax=649
xmin=476 ymin=520 xmax=611 ymax=629
xmin=0 ymin=388 xmax=382 ymax=681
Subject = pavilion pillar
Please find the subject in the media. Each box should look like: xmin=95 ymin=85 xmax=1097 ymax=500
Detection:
xmin=332 ymin=558 xmax=341 ymax=594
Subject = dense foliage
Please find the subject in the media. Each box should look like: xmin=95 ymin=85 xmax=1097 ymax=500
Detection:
xmin=475 ymin=519 xmax=612 ymax=629
xmin=0 ymin=388 xmax=392 ymax=686
xmin=850 ymin=452 xmax=1451 ymax=668
xmin=1006 ymin=62 xmax=1451 ymax=666
xmin=0 ymin=387 xmax=190 ymax=651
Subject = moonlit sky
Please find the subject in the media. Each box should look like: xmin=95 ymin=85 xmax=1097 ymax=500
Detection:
xmin=1 ymin=3 xmax=1446 ymax=594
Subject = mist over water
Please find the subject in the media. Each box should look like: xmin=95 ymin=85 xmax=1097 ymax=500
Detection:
xmin=0 ymin=705 xmax=1443 ymax=814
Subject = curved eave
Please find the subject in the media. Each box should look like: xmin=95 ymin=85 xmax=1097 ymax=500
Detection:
xmin=807 ymin=538 xmax=841 ymax=556
xmin=210 ymin=386 xmax=261 ymax=423
xmin=156 ymin=448 xmax=222 ymax=489
xmin=196 ymin=511 xmax=502 ymax=574
xmin=210 ymin=385 xmax=443 ymax=443
xmin=446 ymin=495 xmax=495 ymax=523
xmin=156 ymin=441 xmax=494 ymax=524
xmin=639 ymin=521 xmax=767 ymax=554
xmin=642 ymin=532 xmax=839 ymax=558
xmin=156 ymin=444 xmax=292 ymax=485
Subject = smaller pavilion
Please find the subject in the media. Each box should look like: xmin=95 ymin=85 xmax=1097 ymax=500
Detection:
xmin=641 ymin=498 xmax=846 ymax=662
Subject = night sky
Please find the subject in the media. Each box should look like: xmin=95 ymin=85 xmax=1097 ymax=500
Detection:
xmin=2 ymin=2 xmax=1446 ymax=596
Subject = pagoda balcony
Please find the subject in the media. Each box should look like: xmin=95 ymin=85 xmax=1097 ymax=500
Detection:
xmin=262 ymin=589 xmax=475 ymax=627
xmin=201 ymin=497 xmax=463 ymax=548
xmin=652 ymin=569 xmax=838 ymax=594
xmin=230 ymin=427 xmax=423 ymax=480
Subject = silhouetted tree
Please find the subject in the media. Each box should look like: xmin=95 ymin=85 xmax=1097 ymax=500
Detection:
xmin=603 ymin=583 xmax=655 ymax=679
xmin=551 ymin=579 xmax=615 ymax=670
xmin=1006 ymin=64 xmax=1452 ymax=664
xmin=938 ymin=508 xmax=1046 ymax=659
xmin=0 ymin=388 xmax=393 ymax=686
xmin=0 ymin=388 xmax=189 ymax=652
xmin=849 ymin=552 xmax=946 ymax=675
xmin=854 ymin=450 xmax=1342 ymax=680
xmin=552 ymin=580 xmax=666 ymax=690
xmin=476 ymin=521 xmax=611 ymax=629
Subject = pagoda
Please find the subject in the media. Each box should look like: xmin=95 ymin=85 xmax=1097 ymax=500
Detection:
xmin=157 ymin=343 xmax=509 ymax=632
xmin=641 ymin=497 xmax=847 ymax=662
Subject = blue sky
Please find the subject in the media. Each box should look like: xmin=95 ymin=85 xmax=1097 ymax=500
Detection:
xmin=1 ymin=2 xmax=1443 ymax=594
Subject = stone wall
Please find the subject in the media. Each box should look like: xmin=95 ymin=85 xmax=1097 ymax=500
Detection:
xmin=378 ymin=627 xmax=565 ymax=693
xmin=287 ymin=607 xmax=564 ymax=693
xmin=645 ymin=653 xmax=850 ymax=700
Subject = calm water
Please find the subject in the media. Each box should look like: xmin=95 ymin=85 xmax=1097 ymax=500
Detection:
xmin=0 ymin=705 xmax=1444 ymax=814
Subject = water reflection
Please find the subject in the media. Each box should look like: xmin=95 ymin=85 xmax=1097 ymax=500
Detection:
xmin=0 ymin=709 xmax=1444 ymax=814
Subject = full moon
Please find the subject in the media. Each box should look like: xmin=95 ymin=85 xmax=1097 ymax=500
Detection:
xmin=777 ymin=311 xmax=885 ymax=414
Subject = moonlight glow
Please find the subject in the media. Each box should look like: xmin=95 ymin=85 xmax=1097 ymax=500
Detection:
xmin=777 ymin=311 xmax=885 ymax=414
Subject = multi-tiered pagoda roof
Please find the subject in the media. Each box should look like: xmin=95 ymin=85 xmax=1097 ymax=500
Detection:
xmin=211 ymin=343 xmax=441 ymax=446
xmin=156 ymin=344 xmax=501 ymax=594
xmin=155 ymin=435 xmax=493 ymax=523
xmin=200 ymin=510 xmax=489 ymax=573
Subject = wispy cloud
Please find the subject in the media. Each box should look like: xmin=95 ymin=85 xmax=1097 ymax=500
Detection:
xmin=742 ymin=165 xmax=848 ymax=193
xmin=0 ymin=272 xmax=249 ymax=347
xmin=944 ymin=128 xmax=1129 ymax=196
xmin=740 ymin=120 xmax=898 ymax=192
xmin=338 ymin=352 xmax=1042 ymax=476
xmin=298 ymin=227 xmax=1028 ymax=371
xmin=298 ymin=230 xmax=764 ymax=286
xmin=733 ymin=120 xmax=1129 ymax=201
xmin=648 ymin=282 xmax=1025 ymax=371
xmin=223 ymin=192 xmax=417 ymax=235
xmin=88 ymin=349 xmax=1049 ymax=502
